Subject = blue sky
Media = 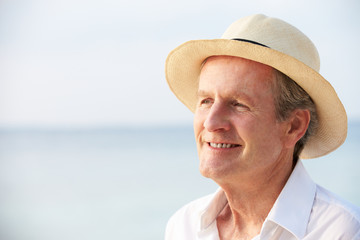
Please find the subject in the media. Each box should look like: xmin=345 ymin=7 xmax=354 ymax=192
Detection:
xmin=0 ymin=0 xmax=359 ymax=128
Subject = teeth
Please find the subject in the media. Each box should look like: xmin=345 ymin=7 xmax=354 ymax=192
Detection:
xmin=209 ymin=143 xmax=236 ymax=148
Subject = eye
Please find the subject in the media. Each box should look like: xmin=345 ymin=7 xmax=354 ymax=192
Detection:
xmin=232 ymin=101 xmax=249 ymax=111
xmin=199 ymin=98 xmax=213 ymax=106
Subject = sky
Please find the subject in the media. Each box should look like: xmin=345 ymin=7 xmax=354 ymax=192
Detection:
xmin=0 ymin=0 xmax=359 ymax=128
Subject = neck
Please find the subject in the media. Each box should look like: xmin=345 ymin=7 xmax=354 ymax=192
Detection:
xmin=215 ymin=155 xmax=294 ymax=239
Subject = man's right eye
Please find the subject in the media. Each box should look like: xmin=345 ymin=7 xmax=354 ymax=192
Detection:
xmin=200 ymin=98 xmax=213 ymax=105
xmin=201 ymin=99 xmax=211 ymax=104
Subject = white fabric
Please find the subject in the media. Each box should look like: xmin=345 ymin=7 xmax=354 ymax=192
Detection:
xmin=165 ymin=161 xmax=360 ymax=239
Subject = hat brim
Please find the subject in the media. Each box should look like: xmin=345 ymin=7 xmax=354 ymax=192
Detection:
xmin=165 ymin=39 xmax=347 ymax=159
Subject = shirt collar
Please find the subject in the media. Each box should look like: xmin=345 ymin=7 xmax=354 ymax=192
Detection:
xmin=265 ymin=160 xmax=316 ymax=239
xmin=198 ymin=161 xmax=316 ymax=239
xmin=199 ymin=188 xmax=228 ymax=231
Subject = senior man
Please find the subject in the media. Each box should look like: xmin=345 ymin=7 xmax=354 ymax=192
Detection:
xmin=164 ymin=14 xmax=360 ymax=240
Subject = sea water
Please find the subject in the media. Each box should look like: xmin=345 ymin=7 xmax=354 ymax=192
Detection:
xmin=0 ymin=123 xmax=359 ymax=240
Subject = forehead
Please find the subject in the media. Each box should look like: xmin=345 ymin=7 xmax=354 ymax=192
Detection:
xmin=199 ymin=56 xmax=275 ymax=96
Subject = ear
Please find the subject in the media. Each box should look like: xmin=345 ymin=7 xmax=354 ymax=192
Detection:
xmin=284 ymin=109 xmax=311 ymax=148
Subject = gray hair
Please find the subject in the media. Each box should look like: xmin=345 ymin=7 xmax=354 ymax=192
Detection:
xmin=272 ymin=70 xmax=319 ymax=162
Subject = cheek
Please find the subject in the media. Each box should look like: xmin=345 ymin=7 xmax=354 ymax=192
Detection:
xmin=193 ymin=111 xmax=206 ymax=159
xmin=251 ymin=121 xmax=285 ymax=156
xmin=235 ymin=114 xmax=281 ymax=144
xmin=232 ymin=115 xmax=257 ymax=135
xmin=193 ymin=111 xmax=204 ymax=135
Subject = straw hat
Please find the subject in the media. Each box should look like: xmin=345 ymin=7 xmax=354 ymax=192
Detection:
xmin=165 ymin=14 xmax=347 ymax=159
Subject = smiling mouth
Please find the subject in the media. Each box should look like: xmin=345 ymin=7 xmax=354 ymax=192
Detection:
xmin=208 ymin=142 xmax=240 ymax=149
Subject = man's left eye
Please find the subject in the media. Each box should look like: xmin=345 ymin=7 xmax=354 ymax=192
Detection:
xmin=232 ymin=102 xmax=249 ymax=110
xmin=233 ymin=102 xmax=244 ymax=107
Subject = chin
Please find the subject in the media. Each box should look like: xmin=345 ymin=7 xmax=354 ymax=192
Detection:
xmin=199 ymin=162 xmax=234 ymax=181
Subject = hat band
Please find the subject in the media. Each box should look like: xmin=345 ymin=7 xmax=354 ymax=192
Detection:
xmin=231 ymin=38 xmax=269 ymax=48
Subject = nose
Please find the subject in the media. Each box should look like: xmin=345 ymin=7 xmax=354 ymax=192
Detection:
xmin=203 ymin=102 xmax=231 ymax=132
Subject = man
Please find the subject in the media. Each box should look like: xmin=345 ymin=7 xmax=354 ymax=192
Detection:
xmin=164 ymin=14 xmax=360 ymax=239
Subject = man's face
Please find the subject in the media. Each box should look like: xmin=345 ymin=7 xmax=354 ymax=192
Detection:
xmin=194 ymin=56 xmax=290 ymax=182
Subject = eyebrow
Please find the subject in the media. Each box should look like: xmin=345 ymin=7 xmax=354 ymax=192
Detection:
xmin=196 ymin=90 xmax=210 ymax=97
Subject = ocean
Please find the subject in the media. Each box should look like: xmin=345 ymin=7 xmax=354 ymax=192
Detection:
xmin=0 ymin=122 xmax=359 ymax=240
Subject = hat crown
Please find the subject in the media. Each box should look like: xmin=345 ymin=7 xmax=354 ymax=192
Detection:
xmin=222 ymin=14 xmax=320 ymax=72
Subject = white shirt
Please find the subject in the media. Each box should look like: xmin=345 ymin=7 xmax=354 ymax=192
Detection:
xmin=165 ymin=161 xmax=360 ymax=239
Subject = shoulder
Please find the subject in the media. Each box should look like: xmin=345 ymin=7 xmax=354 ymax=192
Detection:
xmin=165 ymin=193 xmax=214 ymax=240
xmin=307 ymin=185 xmax=360 ymax=238
xmin=315 ymin=185 xmax=360 ymax=220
